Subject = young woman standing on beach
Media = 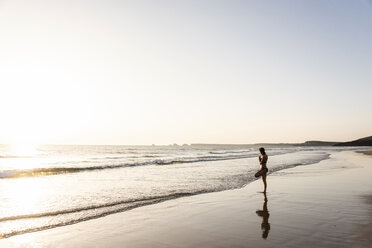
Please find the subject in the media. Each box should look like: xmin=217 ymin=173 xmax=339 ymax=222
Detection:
xmin=255 ymin=147 xmax=268 ymax=193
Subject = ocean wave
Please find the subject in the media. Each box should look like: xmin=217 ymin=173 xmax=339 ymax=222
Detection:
xmin=262 ymin=153 xmax=330 ymax=175
xmin=0 ymin=154 xmax=259 ymax=179
xmin=0 ymin=152 xmax=331 ymax=239
xmin=0 ymin=163 xmax=149 ymax=179
xmin=0 ymin=192 xmax=198 ymax=223
xmin=209 ymin=150 xmax=248 ymax=154
xmin=0 ymin=149 xmax=299 ymax=179
xmin=0 ymin=155 xmax=34 ymax=159
xmin=0 ymin=191 xmax=209 ymax=238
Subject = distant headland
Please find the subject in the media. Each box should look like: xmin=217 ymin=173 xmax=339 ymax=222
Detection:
xmin=190 ymin=136 xmax=372 ymax=147
xmin=332 ymin=136 xmax=372 ymax=146
xmin=297 ymin=136 xmax=372 ymax=146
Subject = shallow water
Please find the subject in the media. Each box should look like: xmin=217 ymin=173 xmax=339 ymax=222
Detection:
xmin=0 ymin=144 xmax=363 ymax=238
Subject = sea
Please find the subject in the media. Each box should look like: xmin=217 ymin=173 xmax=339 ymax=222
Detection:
xmin=0 ymin=144 xmax=363 ymax=238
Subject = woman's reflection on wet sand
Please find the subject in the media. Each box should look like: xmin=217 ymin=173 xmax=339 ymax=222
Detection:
xmin=256 ymin=192 xmax=270 ymax=239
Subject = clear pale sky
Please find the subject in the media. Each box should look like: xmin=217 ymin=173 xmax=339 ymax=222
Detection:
xmin=0 ymin=0 xmax=371 ymax=145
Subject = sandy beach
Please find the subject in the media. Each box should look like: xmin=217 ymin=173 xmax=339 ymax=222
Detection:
xmin=1 ymin=0 xmax=371 ymax=247
xmin=1 ymin=150 xmax=372 ymax=248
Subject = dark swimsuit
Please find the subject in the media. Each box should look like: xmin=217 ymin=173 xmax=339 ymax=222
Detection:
xmin=255 ymin=155 xmax=268 ymax=178
xmin=260 ymin=155 xmax=268 ymax=171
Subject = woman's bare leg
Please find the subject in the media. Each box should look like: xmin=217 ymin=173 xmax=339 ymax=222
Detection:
xmin=262 ymin=174 xmax=267 ymax=193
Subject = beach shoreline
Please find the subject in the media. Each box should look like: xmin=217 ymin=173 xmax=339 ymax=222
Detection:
xmin=1 ymin=150 xmax=372 ymax=247
xmin=356 ymin=150 xmax=372 ymax=156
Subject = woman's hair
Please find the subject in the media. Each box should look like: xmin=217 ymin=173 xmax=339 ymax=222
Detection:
xmin=259 ymin=147 xmax=266 ymax=155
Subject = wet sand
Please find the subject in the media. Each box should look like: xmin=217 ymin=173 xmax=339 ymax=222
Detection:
xmin=2 ymin=151 xmax=372 ymax=247
xmin=357 ymin=150 xmax=372 ymax=156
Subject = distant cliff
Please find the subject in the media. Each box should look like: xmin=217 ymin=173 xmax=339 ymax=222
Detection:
xmin=300 ymin=141 xmax=340 ymax=146
xmin=334 ymin=136 xmax=372 ymax=146
xmin=190 ymin=136 xmax=372 ymax=147
xmin=298 ymin=137 xmax=372 ymax=146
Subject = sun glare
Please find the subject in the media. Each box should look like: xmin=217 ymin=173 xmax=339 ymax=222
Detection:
xmin=10 ymin=144 xmax=38 ymax=157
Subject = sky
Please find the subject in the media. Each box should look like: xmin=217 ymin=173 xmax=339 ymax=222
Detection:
xmin=0 ymin=0 xmax=371 ymax=145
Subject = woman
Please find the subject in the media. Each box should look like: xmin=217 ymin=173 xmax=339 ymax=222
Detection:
xmin=255 ymin=147 xmax=268 ymax=193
